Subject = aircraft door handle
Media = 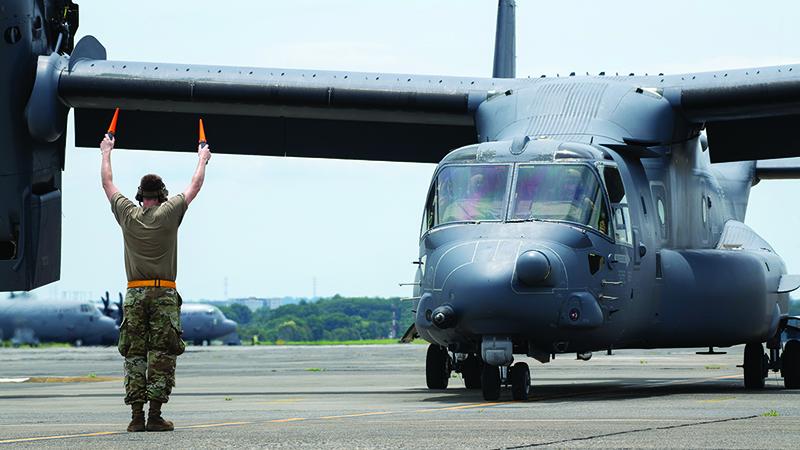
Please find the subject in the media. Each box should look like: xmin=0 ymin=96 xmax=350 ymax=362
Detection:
xmin=606 ymin=253 xmax=617 ymax=269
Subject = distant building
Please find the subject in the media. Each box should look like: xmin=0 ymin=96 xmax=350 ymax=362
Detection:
xmin=194 ymin=296 xmax=310 ymax=311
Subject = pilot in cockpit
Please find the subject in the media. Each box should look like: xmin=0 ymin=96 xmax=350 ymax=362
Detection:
xmin=442 ymin=172 xmax=497 ymax=222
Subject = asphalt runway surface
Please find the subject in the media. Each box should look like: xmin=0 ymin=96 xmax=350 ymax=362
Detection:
xmin=0 ymin=344 xmax=798 ymax=449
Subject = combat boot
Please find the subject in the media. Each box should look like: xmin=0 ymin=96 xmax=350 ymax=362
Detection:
xmin=127 ymin=402 xmax=146 ymax=432
xmin=146 ymin=400 xmax=174 ymax=431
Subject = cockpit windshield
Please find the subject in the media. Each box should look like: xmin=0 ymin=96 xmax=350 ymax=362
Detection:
xmin=424 ymin=165 xmax=510 ymax=229
xmin=510 ymin=164 xmax=609 ymax=234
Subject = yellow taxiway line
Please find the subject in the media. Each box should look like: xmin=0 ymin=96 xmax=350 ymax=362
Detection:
xmin=178 ymin=421 xmax=254 ymax=429
xmin=268 ymin=417 xmax=306 ymax=423
xmin=0 ymin=431 xmax=121 ymax=444
xmin=319 ymin=411 xmax=393 ymax=419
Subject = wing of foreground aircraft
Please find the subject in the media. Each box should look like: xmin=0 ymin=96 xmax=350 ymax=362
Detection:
xmin=33 ymin=37 xmax=523 ymax=164
xmin=44 ymin=43 xmax=800 ymax=166
xmin=660 ymin=66 xmax=800 ymax=163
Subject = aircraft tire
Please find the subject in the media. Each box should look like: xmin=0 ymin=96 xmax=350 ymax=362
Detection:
xmin=425 ymin=344 xmax=450 ymax=389
xmin=510 ymin=362 xmax=530 ymax=401
xmin=481 ymin=364 xmax=501 ymax=401
xmin=783 ymin=340 xmax=800 ymax=389
xmin=462 ymin=355 xmax=482 ymax=389
xmin=743 ymin=342 xmax=766 ymax=389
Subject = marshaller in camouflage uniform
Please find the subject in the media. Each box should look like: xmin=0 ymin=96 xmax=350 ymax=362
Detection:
xmin=100 ymin=132 xmax=211 ymax=432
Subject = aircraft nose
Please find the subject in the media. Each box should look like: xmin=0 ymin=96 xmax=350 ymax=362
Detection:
xmin=222 ymin=319 xmax=237 ymax=335
xmin=100 ymin=317 xmax=120 ymax=345
xmin=417 ymin=240 xmax=571 ymax=338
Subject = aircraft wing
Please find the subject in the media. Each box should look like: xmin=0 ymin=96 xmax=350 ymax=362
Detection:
xmin=661 ymin=64 xmax=800 ymax=163
xmin=58 ymin=37 xmax=520 ymax=164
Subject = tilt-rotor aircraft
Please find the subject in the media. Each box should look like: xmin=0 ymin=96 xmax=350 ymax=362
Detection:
xmin=4 ymin=0 xmax=800 ymax=400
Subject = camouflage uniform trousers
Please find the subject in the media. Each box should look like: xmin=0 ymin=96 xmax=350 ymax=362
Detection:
xmin=117 ymin=287 xmax=185 ymax=405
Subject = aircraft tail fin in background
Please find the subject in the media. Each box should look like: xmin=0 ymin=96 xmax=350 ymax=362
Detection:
xmin=492 ymin=0 xmax=516 ymax=79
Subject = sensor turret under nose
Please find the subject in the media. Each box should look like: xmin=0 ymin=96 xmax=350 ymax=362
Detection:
xmin=516 ymin=250 xmax=551 ymax=286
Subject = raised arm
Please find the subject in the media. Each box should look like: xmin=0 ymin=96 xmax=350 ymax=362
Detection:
xmin=183 ymin=144 xmax=212 ymax=205
xmin=100 ymin=135 xmax=119 ymax=201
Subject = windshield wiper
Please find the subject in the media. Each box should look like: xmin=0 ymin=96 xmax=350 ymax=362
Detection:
xmin=506 ymin=217 xmax=552 ymax=224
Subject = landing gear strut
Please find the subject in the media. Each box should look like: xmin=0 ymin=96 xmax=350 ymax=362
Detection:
xmin=425 ymin=344 xmax=451 ymax=389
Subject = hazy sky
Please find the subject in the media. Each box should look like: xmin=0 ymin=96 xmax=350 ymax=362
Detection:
xmin=36 ymin=0 xmax=800 ymax=301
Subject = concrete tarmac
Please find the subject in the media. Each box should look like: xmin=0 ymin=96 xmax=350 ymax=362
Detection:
xmin=0 ymin=344 xmax=798 ymax=449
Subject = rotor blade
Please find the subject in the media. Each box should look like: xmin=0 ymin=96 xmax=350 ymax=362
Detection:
xmin=117 ymin=292 xmax=124 ymax=325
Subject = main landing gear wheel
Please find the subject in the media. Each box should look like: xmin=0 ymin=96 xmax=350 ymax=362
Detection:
xmin=426 ymin=344 xmax=451 ymax=389
xmin=743 ymin=342 xmax=767 ymax=389
xmin=783 ymin=340 xmax=800 ymax=389
xmin=462 ymin=354 xmax=482 ymax=389
xmin=510 ymin=362 xmax=530 ymax=401
xmin=481 ymin=364 xmax=501 ymax=401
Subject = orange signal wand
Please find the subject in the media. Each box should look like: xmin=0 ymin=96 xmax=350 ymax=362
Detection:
xmin=198 ymin=118 xmax=207 ymax=148
xmin=106 ymin=108 xmax=119 ymax=139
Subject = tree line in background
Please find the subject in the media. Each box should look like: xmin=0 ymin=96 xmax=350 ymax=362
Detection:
xmin=218 ymin=296 xmax=415 ymax=343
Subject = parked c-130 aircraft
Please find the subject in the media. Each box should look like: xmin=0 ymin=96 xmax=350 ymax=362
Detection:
xmin=3 ymin=0 xmax=800 ymax=400
xmin=0 ymin=292 xmax=238 ymax=346
xmin=0 ymin=292 xmax=119 ymax=346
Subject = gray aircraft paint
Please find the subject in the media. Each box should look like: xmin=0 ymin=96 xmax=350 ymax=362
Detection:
xmin=180 ymin=303 xmax=238 ymax=345
xmin=102 ymin=298 xmax=238 ymax=344
xmin=0 ymin=295 xmax=237 ymax=346
xmin=3 ymin=1 xmax=800 ymax=395
xmin=0 ymin=295 xmax=118 ymax=345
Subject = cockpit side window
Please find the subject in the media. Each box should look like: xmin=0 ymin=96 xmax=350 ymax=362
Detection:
xmin=423 ymin=164 xmax=510 ymax=231
xmin=421 ymin=183 xmax=437 ymax=235
xmin=510 ymin=164 xmax=610 ymax=236
xmin=601 ymin=166 xmax=632 ymax=245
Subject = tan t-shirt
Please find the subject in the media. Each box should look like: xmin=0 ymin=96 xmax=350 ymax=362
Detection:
xmin=111 ymin=192 xmax=188 ymax=282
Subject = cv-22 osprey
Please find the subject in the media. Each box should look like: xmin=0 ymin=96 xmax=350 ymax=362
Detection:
xmin=4 ymin=0 xmax=800 ymax=400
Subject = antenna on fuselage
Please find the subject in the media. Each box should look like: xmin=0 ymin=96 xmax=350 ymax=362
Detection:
xmin=492 ymin=0 xmax=516 ymax=78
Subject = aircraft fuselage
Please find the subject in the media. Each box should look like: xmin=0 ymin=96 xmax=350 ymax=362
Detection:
xmin=413 ymin=80 xmax=789 ymax=363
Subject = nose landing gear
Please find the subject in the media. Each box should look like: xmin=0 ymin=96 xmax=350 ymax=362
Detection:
xmin=425 ymin=343 xmax=531 ymax=399
xmin=481 ymin=364 xmax=501 ymax=400
xmin=480 ymin=362 xmax=531 ymax=401
xmin=460 ymin=354 xmax=482 ymax=389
